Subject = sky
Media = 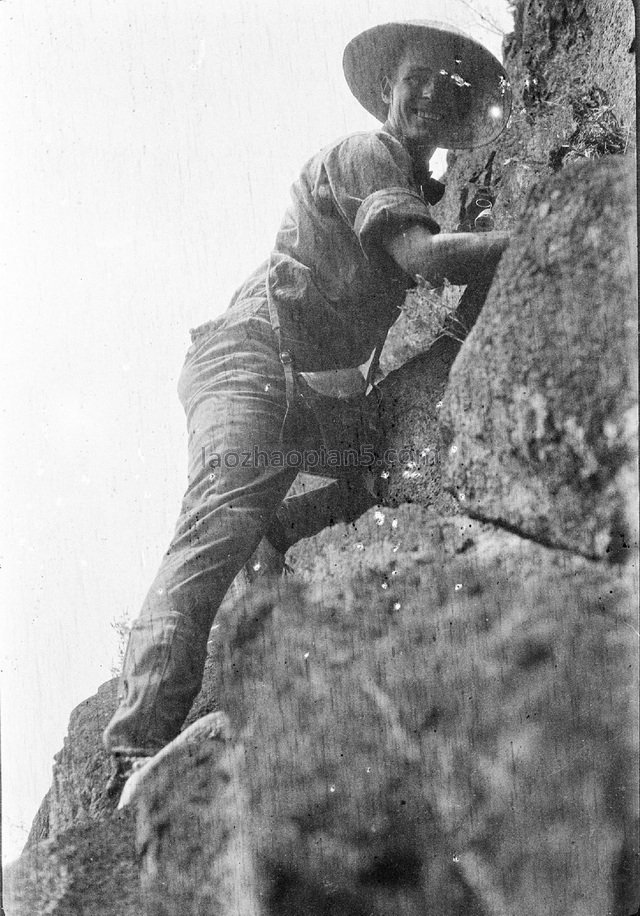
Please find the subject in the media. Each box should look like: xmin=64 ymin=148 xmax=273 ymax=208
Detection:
xmin=0 ymin=0 xmax=512 ymax=864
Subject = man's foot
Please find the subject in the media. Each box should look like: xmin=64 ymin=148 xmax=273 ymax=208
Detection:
xmin=116 ymin=711 xmax=231 ymax=809
xmin=105 ymin=753 xmax=154 ymax=801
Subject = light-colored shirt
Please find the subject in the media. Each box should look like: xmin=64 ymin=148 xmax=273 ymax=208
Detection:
xmin=230 ymin=127 xmax=443 ymax=371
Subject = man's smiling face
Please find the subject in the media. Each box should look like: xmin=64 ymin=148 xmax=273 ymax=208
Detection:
xmin=382 ymin=44 xmax=449 ymax=149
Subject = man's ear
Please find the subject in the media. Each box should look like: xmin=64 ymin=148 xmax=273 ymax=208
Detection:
xmin=380 ymin=75 xmax=392 ymax=105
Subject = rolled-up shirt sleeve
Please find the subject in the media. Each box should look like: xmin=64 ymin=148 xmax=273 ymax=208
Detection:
xmin=354 ymin=187 xmax=440 ymax=261
xmin=322 ymin=132 xmax=440 ymax=261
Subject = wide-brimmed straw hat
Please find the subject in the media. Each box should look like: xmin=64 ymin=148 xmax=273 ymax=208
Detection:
xmin=343 ymin=21 xmax=512 ymax=148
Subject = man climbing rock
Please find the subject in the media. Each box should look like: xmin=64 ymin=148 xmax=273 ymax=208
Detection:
xmin=104 ymin=20 xmax=512 ymax=796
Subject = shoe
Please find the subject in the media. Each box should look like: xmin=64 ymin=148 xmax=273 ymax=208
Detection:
xmin=117 ymin=711 xmax=231 ymax=808
xmin=105 ymin=753 xmax=153 ymax=801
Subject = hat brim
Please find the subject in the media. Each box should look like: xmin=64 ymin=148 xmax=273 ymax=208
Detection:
xmin=343 ymin=21 xmax=512 ymax=149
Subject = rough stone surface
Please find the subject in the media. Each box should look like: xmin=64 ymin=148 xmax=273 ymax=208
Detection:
xmin=9 ymin=2 xmax=638 ymax=913
xmin=5 ymin=812 xmax=140 ymax=916
xmin=584 ymin=0 xmax=636 ymax=130
xmin=440 ymin=156 xmax=637 ymax=559
xmin=377 ymin=276 xmax=494 ymax=511
xmin=26 ymin=678 xmax=121 ymax=847
xmin=8 ymin=512 xmax=638 ymax=915
xmin=148 ymin=505 xmax=638 ymax=916
xmin=135 ymin=726 xmax=262 ymax=916
xmin=383 ymin=0 xmax=636 ymax=510
xmin=430 ymin=0 xmax=636 ymax=239
xmin=377 ymin=337 xmax=460 ymax=513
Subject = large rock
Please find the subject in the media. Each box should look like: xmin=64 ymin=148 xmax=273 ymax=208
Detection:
xmin=383 ymin=0 xmax=636 ymax=512
xmin=431 ymin=0 xmax=636 ymax=239
xmin=138 ymin=505 xmax=638 ymax=916
xmin=133 ymin=718 xmax=262 ymax=916
xmin=8 ymin=3 xmax=638 ymax=912
xmin=382 ymin=0 xmax=635 ymax=386
xmin=8 ymin=510 xmax=637 ymax=915
xmin=440 ymin=156 xmax=637 ymax=559
xmin=377 ymin=276 xmax=494 ymax=511
xmin=4 ymin=683 xmax=142 ymax=916
xmin=26 ymin=678 xmax=121 ymax=846
xmin=5 ymin=813 xmax=140 ymax=916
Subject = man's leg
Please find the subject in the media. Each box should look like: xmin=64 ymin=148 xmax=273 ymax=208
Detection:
xmin=265 ymin=389 xmax=384 ymax=551
xmin=103 ymin=299 xmax=296 ymax=758
xmin=265 ymin=475 xmax=378 ymax=551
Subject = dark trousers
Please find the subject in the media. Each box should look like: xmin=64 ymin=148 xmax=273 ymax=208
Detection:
xmin=103 ymin=297 xmax=379 ymax=755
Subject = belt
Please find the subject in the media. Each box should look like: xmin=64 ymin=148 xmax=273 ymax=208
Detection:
xmin=266 ymin=288 xmax=385 ymax=441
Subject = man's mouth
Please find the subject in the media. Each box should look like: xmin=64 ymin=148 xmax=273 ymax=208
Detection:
xmin=414 ymin=110 xmax=442 ymax=123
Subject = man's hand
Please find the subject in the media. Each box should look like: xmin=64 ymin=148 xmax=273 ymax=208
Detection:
xmin=384 ymin=224 xmax=510 ymax=286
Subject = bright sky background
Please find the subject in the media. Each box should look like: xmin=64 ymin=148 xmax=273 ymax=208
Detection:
xmin=0 ymin=0 xmax=512 ymax=863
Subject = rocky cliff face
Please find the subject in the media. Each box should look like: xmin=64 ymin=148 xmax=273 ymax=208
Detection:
xmin=380 ymin=0 xmax=636 ymax=517
xmin=9 ymin=507 xmax=638 ymax=916
xmin=6 ymin=1 xmax=637 ymax=914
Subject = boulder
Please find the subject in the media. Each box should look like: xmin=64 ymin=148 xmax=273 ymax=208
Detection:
xmin=135 ymin=504 xmax=639 ymax=916
xmin=5 ymin=813 xmax=140 ymax=916
xmin=7 ymin=3 xmax=637 ymax=913
xmin=7 ymin=508 xmax=637 ymax=916
xmin=26 ymin=678 xmax=121 ymax=846
xmin=440 ymin=156 xmax=637 ymax=559
xmin=430 ymin=0 xmax=635 ymax=239
xmin=377 ymin=275 xmax=494 ymax=511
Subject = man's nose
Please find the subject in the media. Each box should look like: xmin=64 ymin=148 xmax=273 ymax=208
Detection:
xmin=419 ymin=77 xmax=437 ymax=98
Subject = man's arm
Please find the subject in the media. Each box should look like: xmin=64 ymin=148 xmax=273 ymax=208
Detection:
xmin=383 ymin=223 xmax=510 ymax=286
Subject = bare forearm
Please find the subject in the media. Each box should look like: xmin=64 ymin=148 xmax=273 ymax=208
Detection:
xmin=385 ymin=226 xmax=510 ymax=286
